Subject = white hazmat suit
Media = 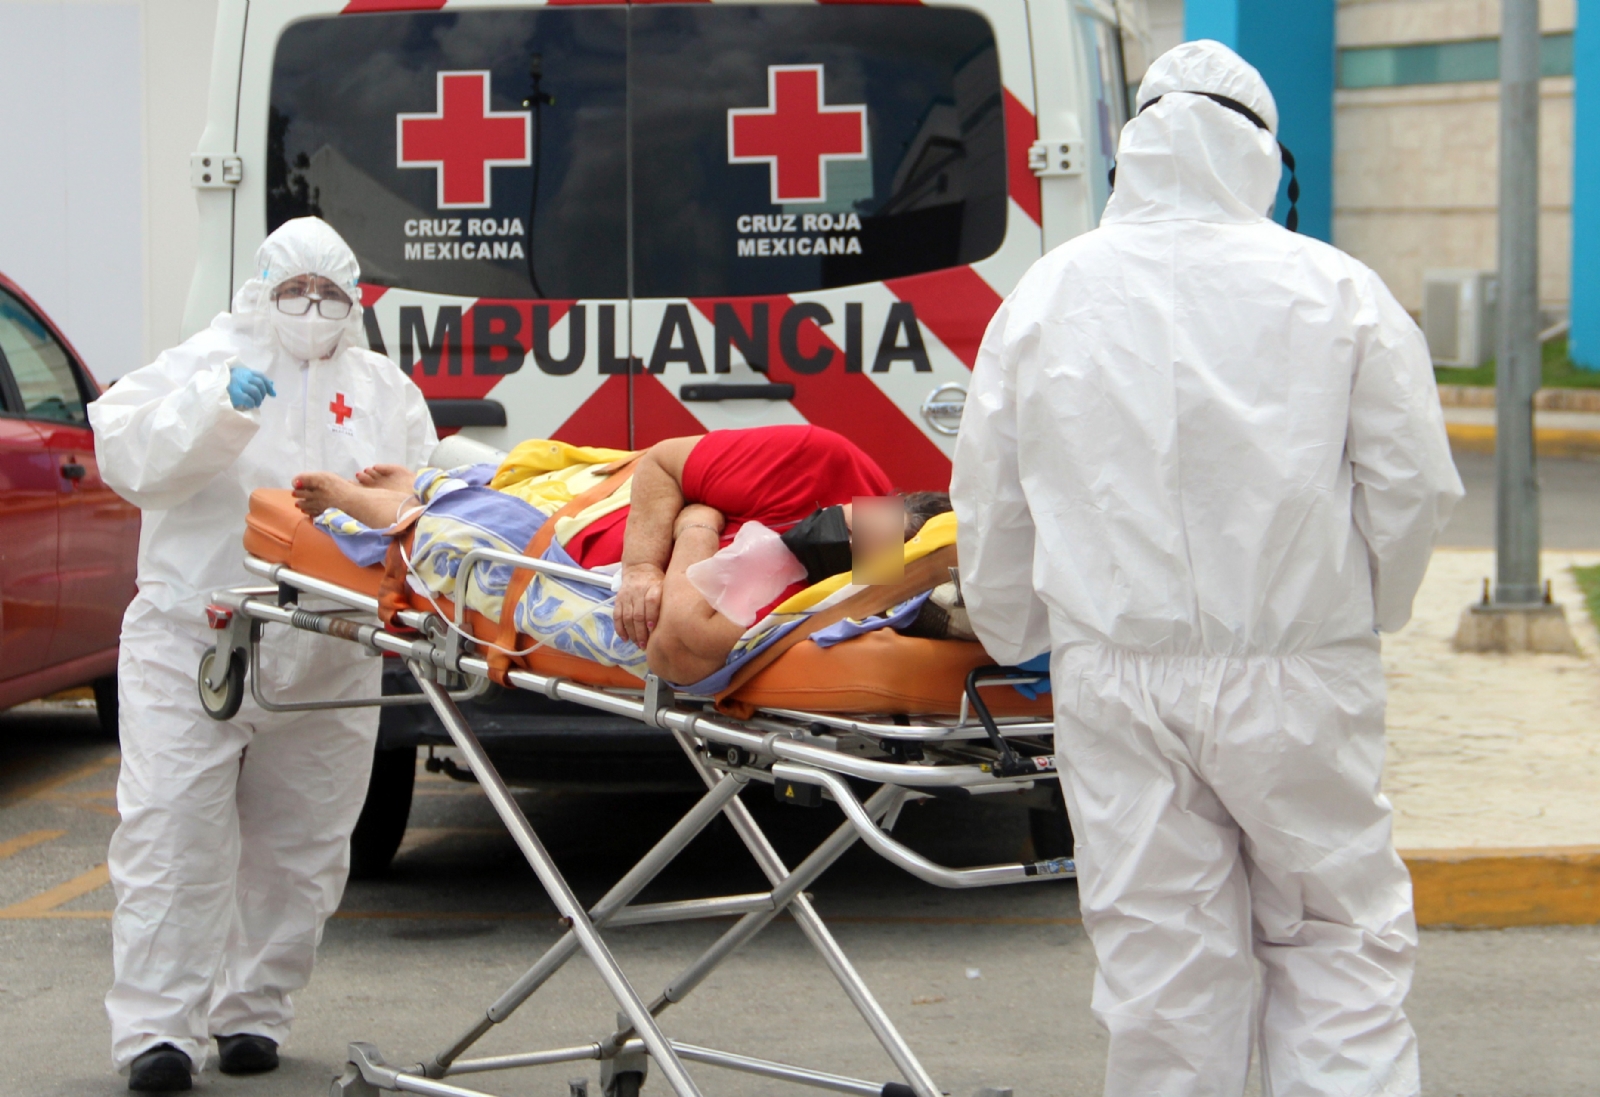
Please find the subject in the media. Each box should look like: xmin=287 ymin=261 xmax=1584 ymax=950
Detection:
xmin=951 ymin=42 xmax=1462 ymax=1097
xmin=91 ymin=218 xmax=436 ymax=1072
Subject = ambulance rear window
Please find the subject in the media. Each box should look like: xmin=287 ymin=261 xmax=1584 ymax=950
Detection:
xmin=269 ymin=10 xmax=629 ymax=300
xmin=630 ymin=5 xmax=1008 ymax=297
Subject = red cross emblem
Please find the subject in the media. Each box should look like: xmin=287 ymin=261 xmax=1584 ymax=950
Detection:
xmin=728 ymin=65 xmax=868 ymax=204
xmin=330 ymin=393 xmax=353 ymax=425
xmin=396 ymin=71 xmax=531 ymax=209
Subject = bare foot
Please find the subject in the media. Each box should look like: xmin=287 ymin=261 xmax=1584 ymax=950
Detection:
xmin=355 ymin=463 xmax=415 ymax=493
xmin=293 ymin=471 xmax=358 ymax=518
xmin=293 ymin=471 xmax=414 ymax=528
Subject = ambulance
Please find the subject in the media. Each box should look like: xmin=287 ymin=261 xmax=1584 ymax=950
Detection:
xmin=185 ymin=0 xmax=1131 ymax=489
xmin=183 ymin=0 xmax=1130 ymax=868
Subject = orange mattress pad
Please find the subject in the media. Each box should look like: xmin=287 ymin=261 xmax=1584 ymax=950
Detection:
xmin=243 ymin=489 xmax=1051 ymax=718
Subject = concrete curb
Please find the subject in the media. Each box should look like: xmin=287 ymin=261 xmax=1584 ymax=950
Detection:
xmin=1402 ymin=846 xmax=1600 ymax=928
xmin=1446 ymin=421 xmax=1600 ymax=458
xmin=1437 ymin=384 xmax=1600 ymax=412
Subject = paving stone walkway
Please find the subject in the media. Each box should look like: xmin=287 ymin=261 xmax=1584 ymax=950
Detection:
xmin=1385 ymin=548 xmax=1600 ymax=851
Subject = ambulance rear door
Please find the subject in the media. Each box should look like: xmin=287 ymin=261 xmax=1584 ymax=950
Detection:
xmin=241 ymin=2 xmax=633 ymax=449
xmin=625 ymin=0 xmax=1043 ymax=490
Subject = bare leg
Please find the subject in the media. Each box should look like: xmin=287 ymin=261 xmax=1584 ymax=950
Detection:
xmin=293 ymin=471 xmax=414 ymax=528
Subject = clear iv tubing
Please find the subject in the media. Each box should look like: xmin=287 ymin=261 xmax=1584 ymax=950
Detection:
xmin=392 ymin=505 xmax=619 ymax=659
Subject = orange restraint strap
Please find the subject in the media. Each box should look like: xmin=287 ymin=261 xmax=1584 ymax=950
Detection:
xmin=485 ymin=455 xmax=641 ymax=684
xmin=713 ymin=543 xmax=959 ymax=716
xmin=376 ymin=507 xmax=429 ymax=629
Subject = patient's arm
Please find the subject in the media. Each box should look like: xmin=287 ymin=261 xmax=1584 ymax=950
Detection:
xmin=616 ymin=435 xmax=702 ymax=646
xmin=644 ymin=505 xmax=746 ymax=684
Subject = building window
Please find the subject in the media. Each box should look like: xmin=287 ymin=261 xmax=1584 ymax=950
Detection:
xmin=1338 ymin=32 xmax=1573 ymax=89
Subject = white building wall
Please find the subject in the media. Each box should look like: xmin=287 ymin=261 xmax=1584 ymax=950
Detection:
xmin=0 ymin=0 xmax=214 ymax=382
xmin=1334 ymin=0 xmax=1575 ymax=315
xmin=141 ymin=0 xmax=219 ymax=371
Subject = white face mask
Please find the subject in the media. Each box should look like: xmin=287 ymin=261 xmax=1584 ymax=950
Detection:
xmin=269 ymin=308 xmax=346 ymax=361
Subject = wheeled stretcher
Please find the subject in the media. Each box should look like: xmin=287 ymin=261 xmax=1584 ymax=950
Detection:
xmin=199 ymin=490 xmax=1073 ymax=1097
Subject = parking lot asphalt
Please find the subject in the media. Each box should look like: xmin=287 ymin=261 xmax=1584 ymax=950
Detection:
xmin=1443 ymin=451 xmax=1600 ymax=549
xmin=2 ymin=706 xmax=1597 ymax=1097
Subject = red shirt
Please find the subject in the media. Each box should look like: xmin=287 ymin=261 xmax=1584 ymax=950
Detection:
xmin=567 ymin=425 xmax=894 ymax=575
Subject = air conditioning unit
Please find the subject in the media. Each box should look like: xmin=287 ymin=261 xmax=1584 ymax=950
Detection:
xmin=1422 ymin=269 xmax=1498 ymax=368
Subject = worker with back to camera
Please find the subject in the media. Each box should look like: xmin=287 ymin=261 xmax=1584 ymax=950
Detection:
xmin=951 ymin=41 xmax=1462 ymax=1097
xmin=89 ymin=217 xmax=436 ymax=1092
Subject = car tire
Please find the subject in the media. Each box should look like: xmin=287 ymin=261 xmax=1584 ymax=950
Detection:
xmin=349 ymin=744 xmax=417 ymax=879
xmin=92 ymin=675 xmax=119 ymax=738
xmin=1028 ymin=782 xmax=1075 ymax=862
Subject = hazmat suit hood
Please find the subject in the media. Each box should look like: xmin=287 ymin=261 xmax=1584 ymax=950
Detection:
xmin=221 ymin=216 xmax=367 ymax=361
xmin=1102 ymin=40 xmax=1281 ymax=227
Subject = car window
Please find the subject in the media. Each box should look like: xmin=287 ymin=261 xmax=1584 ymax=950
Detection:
xmin=1079 ymin=13 xmax=1129 ymax=222
xmin=630 ymin=5 xmax=1008 ymax=298
xmin=0 ymin=289 xmax=88 ymax=426
xmin=268 ymin=9 xmax=628 ymax=300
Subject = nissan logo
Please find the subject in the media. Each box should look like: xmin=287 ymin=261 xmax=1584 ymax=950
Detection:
xmin=920 ymin=382 xmax=967 ymax=436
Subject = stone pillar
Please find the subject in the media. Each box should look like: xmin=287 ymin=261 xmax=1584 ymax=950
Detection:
xmin=1571 ymin=0 xmax=1600 ymax=368
xmin=1183 ymin=0 xmax=1336 ymax=241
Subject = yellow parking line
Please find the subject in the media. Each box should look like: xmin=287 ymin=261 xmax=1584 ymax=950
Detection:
xmin=0 ymin=830 xmax=66 ymax=861
xmin=0 ymin=752 xmax=119 ymax=808
xmin=0 ymin=863 xmax=111 ymax=919
xmin=37 ymin=790 xmax=120 ymax=817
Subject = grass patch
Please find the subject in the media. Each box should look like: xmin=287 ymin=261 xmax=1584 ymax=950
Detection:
xmin=1569 ymin=564 xmax=1600 ymax=632
xmin=1434 ymin=336 xmax=1600 ymax=389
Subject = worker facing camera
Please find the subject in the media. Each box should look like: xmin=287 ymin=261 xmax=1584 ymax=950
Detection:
xmin=88 ymin=216 xmax=436 ymax=1092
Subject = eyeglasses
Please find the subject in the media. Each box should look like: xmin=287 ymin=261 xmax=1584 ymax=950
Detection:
xmin=274 ymin=293 xmax=353 ymax=320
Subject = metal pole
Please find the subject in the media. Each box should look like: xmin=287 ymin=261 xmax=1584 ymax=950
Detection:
xmin=1494 ymin=0 xmax=1543 ymax=605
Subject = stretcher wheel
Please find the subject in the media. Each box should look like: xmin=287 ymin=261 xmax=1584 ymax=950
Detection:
xmin=605 ymin=1072 xmax=643 ymax=1097
xmin=197 ymin=646 xmax=246 ymax=721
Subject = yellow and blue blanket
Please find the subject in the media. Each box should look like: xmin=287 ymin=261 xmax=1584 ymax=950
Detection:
xmin=315 ymin=447 xmax=949 ymax=692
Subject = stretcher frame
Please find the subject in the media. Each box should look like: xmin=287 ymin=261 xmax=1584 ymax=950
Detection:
xmin=201 ymin=548 xmax=1073 ymax=1097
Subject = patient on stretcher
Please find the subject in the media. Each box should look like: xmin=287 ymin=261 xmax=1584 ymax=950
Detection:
xmin=291 ymin=426 xmax=965 ymax=690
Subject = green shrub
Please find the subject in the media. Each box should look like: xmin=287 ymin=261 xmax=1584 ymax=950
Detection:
xmin=1434 ymin=336 xmax=1600 ymax=390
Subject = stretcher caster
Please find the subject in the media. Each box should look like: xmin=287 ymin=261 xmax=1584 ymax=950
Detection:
xmin=198 ymin=645 xmax=246 ymax=721
xmin=601 ymin=1023 xmax=647 ymax=1097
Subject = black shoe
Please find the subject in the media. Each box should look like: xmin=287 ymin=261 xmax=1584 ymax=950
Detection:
xmin=216 ymin=1033 xmax=279 ymax=1075
xmin=128 ymin=1044 xmax=192 ymax=1092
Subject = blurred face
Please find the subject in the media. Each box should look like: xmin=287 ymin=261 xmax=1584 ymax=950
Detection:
xmin=849 ymin=496 xmax=906 ymax=585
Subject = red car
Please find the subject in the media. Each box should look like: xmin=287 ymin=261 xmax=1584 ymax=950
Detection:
xmin=0 ymin=271 xmax=138 ymax=727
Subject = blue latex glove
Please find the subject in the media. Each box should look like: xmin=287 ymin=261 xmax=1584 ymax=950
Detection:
xmin=1013 ymin=652 xmax=1052 ymax=699
xmin=227 ymin=365 xmax=276 ymax=410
